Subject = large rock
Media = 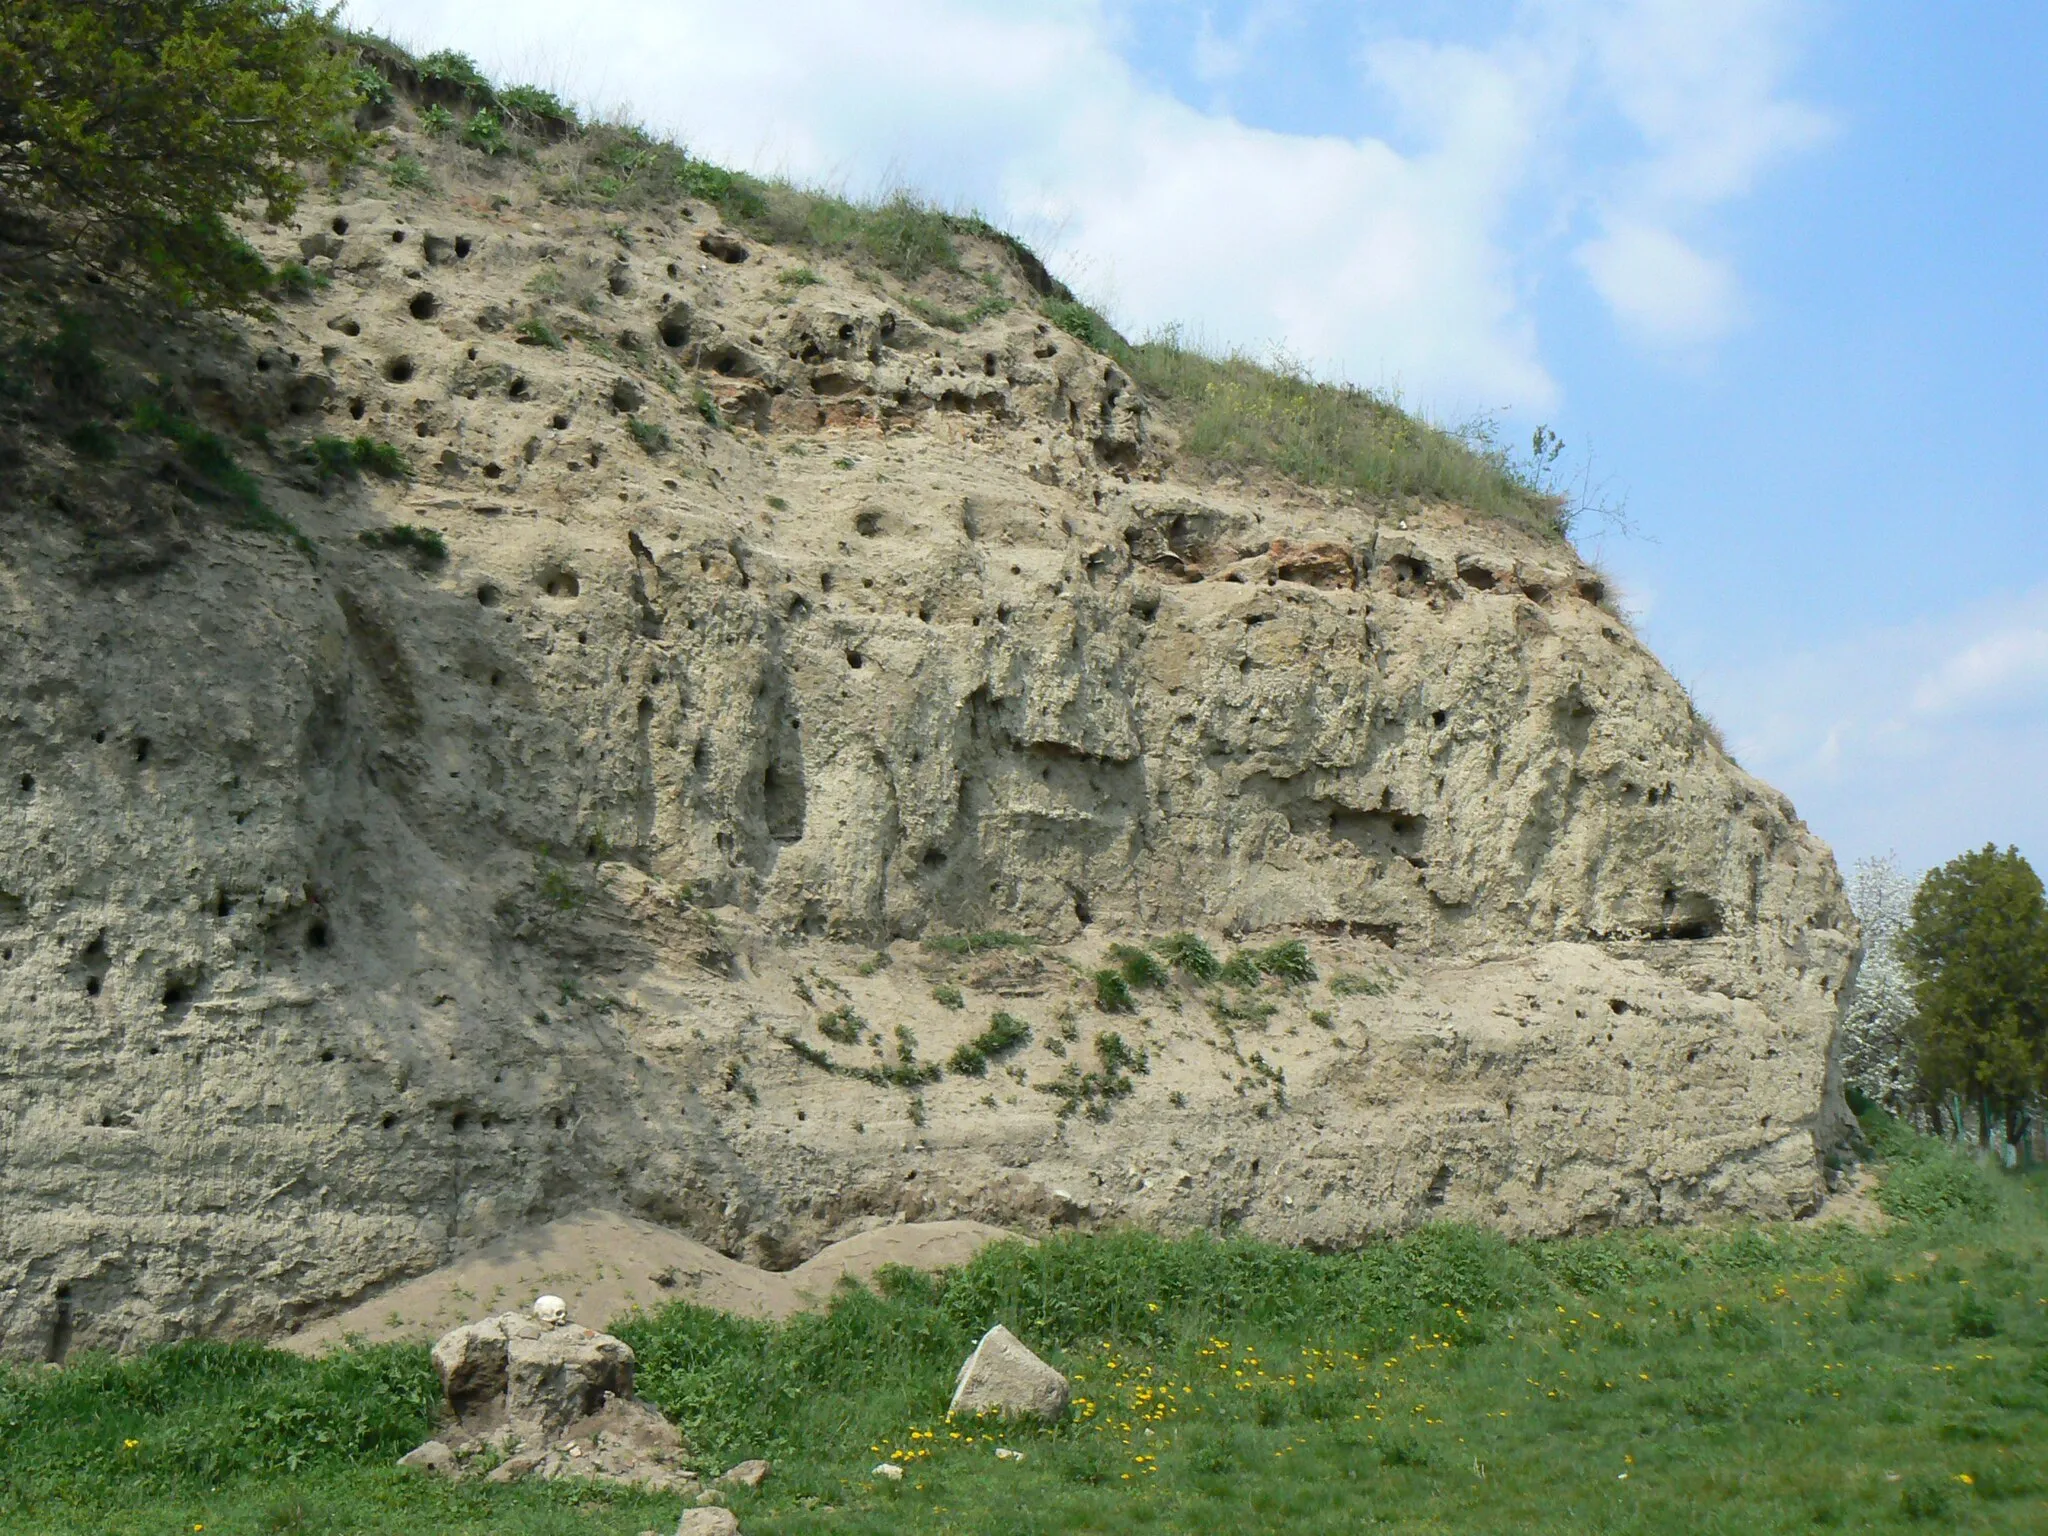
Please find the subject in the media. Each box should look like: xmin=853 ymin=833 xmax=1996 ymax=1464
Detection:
xmin=948 ymin=1325 xmax=1069 ymax=1423
xmin=430 ymin=1310 xmax=634 ymax=1438
xmin=506 ymin=1321 xmax=635 ymax=1437
xmin=0 ymin=120 xmax=1856 ymax=1359
xmin=430 ymin=1313 xmax=513 ymax=1422
xmin=415 ymin=1306 xmax=690 ymax=1491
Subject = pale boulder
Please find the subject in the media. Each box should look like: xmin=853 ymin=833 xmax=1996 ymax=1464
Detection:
xmin=429 ymin=1313 xmax=514 ymax=1422
xmin=396 ymin=1439 xmax=458 ymax=1477
xmin=505 ymin=1321 xmax=636 ymax=1437
xmin=947 ymin=1325 xmax=1069 ymax=1423
xmin=678 ymin=1509 xmax=741 ymax=1536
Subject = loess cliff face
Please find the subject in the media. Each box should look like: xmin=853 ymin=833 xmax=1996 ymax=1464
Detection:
xmin=0 ymin=140 xmax=1855 ymax=1359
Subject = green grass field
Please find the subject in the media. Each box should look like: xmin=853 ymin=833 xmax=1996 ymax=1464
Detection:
xmin=5 ymin=1111 xmax=2045 ymax=1534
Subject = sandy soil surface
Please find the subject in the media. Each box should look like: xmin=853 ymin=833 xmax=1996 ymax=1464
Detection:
xmin=281 ymin=1212 xmax=1022 ymax=1353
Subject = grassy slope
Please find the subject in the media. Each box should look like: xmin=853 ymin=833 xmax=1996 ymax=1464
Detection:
xmin=343 ymin=36 xmax=1571 ymax=542
xmin=6 ymin=1112 xmax=2046 ymax=1535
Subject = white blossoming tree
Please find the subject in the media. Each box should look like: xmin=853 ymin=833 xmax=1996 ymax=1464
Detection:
xmin=1840 ymin=853 xmax=1919 ymax=1116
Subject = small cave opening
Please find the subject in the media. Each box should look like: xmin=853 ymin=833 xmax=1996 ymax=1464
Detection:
xmin=408 ymin=291 xmax=441 ymax=320
xmin=476 ymin=583 xmax=500 ymax=607
xmin=306 ymin=918 xmax=330 ymax=950
xmin=16 ymin=773 xmax=31 ymax=794
xmin=384 ymin=355 xmax=414 ymax=383
xmin=46 ymin=1285 xmax=73 ymax=1365
xmin=331 ymin=215 xmax=349 ymax=235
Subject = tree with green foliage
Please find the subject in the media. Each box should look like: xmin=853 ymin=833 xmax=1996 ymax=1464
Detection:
xmin=0 ymin=0 xmax=357 ymax=308
xmin=1901 ymin=843 xmax=2048 ymax=1150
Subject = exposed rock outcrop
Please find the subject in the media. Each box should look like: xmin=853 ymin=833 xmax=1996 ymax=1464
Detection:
xmin=949 ymin=1324 xmax=1070 ymax=1422
xmin=407 ymin=1305 xmax=695 ymax=1492
xmin=0 ymin=99 xmax=1854 ymax=1360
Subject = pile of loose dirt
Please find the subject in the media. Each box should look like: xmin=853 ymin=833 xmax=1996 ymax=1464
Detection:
xmin=282 ymin=1212 xmax=1021 ymax=1351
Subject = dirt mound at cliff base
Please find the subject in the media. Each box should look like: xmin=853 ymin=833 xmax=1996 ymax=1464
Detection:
xmin=281 ymin=1212 xmax=1020 ymax=1352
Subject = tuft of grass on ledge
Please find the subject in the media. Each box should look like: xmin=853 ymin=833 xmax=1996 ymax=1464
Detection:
xmin=1128 ymin=329 xmax=1571 ymax=539
xmin=625 ymin=415 xmax=669 ymax=454
xmin=133 ymin=400 xmax=313 ymax=556
xmin=308 ymin=434 xmax=408 ymax=484
xmin=922 ymin=930 xmax=1037 ymax=957
xmin=357 ymin=524 xmax=446 ymax=563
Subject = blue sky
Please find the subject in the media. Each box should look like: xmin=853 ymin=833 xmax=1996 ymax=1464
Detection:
xmin=345 ymin=0 xmax=2048 ymax=881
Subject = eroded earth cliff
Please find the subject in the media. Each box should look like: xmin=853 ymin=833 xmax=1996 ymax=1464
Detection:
xmin=0 ymin=111 xmax=1857 ymax=1360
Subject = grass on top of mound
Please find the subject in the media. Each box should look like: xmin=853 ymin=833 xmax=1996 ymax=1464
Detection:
xmin=5 ymin=1107 xmax=2048 ymax=1535
xmin=343 ymin=37 xmax=1575 ymax=542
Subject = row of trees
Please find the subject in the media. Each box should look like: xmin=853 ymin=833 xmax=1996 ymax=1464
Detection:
xmin=1843 ymin=844 xmax=2048 ymax=1155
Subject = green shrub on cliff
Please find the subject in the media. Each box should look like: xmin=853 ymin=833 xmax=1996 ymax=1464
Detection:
xmin=0 ymin=1 xmax=358 ymax=308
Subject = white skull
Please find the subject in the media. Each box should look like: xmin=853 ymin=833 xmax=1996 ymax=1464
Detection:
xmin=534 ymin=1294 xmax=568 ymax=1328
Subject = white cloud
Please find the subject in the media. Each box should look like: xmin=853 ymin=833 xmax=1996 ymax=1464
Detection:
xmin=1582 ymin=0 xmax=1835 ymax=205
xmin=1576 ymin=220 xmax=1741 ymax=346
xmin=1692 ymin=584 xmax=2048 ymax=871
xmin=340 ymin=0 xmax=1826 ymax=407
xmin=1911 ymin=624 xmax=2048 ymax=716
